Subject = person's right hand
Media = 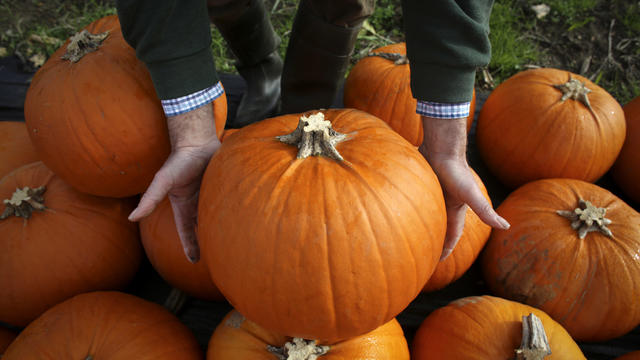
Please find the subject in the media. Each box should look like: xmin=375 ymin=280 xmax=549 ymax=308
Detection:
xmin=128 ymin=104 xmax=220 ymax=263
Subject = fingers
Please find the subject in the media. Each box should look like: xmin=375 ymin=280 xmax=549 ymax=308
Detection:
xmin=440 ymin=203 xmax=467 ymax=261
xmin=128 ymin=169 xmax=174 ymax=222
xmin=462 ymin=178 xmax=510 ymax=231
xmin=169 ymin=194 xmax=200 ymax=263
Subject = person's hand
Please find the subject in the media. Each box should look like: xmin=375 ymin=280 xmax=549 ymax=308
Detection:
xmin=128 ymin=104 xmax=220 ymax=263
xmin=419 ymin=116 xmax=510 ymax=261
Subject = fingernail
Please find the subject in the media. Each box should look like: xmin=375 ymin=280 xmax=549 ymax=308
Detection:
xmin=128 ymin=208 xmax=139 ymax=221
xmin=498 ymin=216 xmax=511 ymax=230
xmin=440 ymin=248 xmax=452 ymax=262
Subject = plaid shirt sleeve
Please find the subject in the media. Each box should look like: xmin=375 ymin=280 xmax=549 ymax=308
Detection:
xmin=416 ymin=100 xmax=470 ymax=119
xmin=160 ymin=82 xmax=224 ymax=117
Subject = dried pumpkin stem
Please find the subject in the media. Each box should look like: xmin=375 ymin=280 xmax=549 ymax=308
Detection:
xmin=1 ymin=186 xmax=46 ymax=220
xmin=556 ymin=199 xmax=613 ymax=239
xmin=552 ymin=77 xmax=592 ymax=111
xmin=267 ymin=338 xmax=330 ymax=360
xmin=277 ymin=112 xmax=347 ymax=161
xmin=514 ymin=313 xmax=552 ymax=360
xmin=61 ymin=29 xmax=109 ymax=63
xmin=366 ymin=51 xmax=409 ymax=65
xmin=162 ymin=287 xmax=188 ymax=315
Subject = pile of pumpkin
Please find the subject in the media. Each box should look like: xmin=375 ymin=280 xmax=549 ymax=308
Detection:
xmin=1 ymin=15 xmax=639 ymax=360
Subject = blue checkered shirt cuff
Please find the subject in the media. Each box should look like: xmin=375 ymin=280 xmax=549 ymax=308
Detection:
xmin=161 ymin=82 xmax=224 ymax=117
xmin=416 ymin=100 xmax=471 ymax=119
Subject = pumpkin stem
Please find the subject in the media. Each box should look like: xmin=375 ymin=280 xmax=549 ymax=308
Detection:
xmin=514 ymin=313 xmax=552 ymax=360
xmin=162 ymin=287 xmax=188 ymax=315
xmin=267 ymin=338 xmax=330 ymax=360
xmin=552 ymin=76 xmax=592 ymax=111
xmin=366 ymin=51 xmax=409 ymax=65
xmin=556 ymin=199 xmax=613 ymax=239
xmin=1 ymin=186 xmax=46 ymax=220
xmin=61 ymin=29 xmax=109 ymax=63
xmin=276 ymin=112 xmax=348 ymax=161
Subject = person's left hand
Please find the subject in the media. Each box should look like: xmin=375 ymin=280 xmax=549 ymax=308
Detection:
xmin=420 ymin=116 xmax=510 ymax=261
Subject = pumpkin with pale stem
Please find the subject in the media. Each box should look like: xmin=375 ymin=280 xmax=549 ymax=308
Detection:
xmin=207 ymin=310 xmax=409 ymax=359
xmin=140 ymin=197 xmax=224 ymax=301
xmin=482 ymin=178 xmax=640 ymax=341
xmin=3 ymin=291 xmax=202 ymax=360
xmin=0 ymin=121 xmax=39 ymax=179
xmin=198 ymin=109 xmax=447 ymax=342
xmin=422 ymin=169 xmax=492 ymax=292
xmin=0 ymin=162 xmax=141 ymax=327
xmin=24 ymin=15 xmax=227 ymax=198
xmin=411 ymin=295 xmax=585 ymax=359
xmin=344 ymin=42 xmax=475 ymax=147
xmin=611 ymin=95 xmax=640 ymax=204
xmin=476 ymin=68 xmax=625 ymax=188
xmin=0 ymin=327 xmax=16 ymax=356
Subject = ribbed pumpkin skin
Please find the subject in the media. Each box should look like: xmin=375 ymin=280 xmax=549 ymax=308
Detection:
xmin=24 ymin=15 xmax=227 ymax=198
xmin=198 ymin=109 xmax=447 ymax=342
xmin=0 ymin=162 xmax=142 ymax=326
xmin=482 ymin=178 xmax=640 ymax=341
xmin=612 ymin=95 xmax=640 ymax=204
xmin=0 ymin=121 xmax=39 ymax=179
xmin=476 ymin=68 xmax=625 ymax=189
xmin=343 ymin=43 xmax=475 ymax=147
xmin=140 ymin=197 xmax=224 ymax=301
xmin=0 ymin=327 xmax=16 ymax=355
xmin=3 ymin=291 xmax=203 ymax=360
xmin=616 ymin=351 xmax=640 ymax=360
xmin=422 ymin=169 xmax=491 ymax=292
xmin=411 ymin=295 xmax=585 ymax=360
xmin=207 ymin=310 xmax=410 ymax=359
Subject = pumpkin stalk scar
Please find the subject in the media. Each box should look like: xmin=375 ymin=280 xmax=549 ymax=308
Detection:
xmin=1 ymin=186 xmax=46 ymax=220
xmin=366 ymin=51 xmax=409 ymax=65
xmin=556 ymin=199 xmax=613 ymax=239
xmin=552 ymin=76 xmax=592 ymax=111
xmin=514 ymin=313 xmax=552 ymax=360
xmin=267 ymin=338 xmax=330 ymax=360
xmin=61 ymin=29 xmax=109 ymax=63
xmin=276 ymin=112 xmax=347 ymax=161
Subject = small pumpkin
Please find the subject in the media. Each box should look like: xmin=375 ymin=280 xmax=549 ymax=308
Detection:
xmin=482 ymin=178 xmax=640 ymax=341
xmin=140 ymin=197 xmax=224 ymax=301
xmin=0 ymin=162 xmax=142 ymax=326
xmin=3 ymin=291 xmax=202 ymax=360
xmin=422 ymin=169 xmax=492 ymax=292
xmin=611 ymin=95 xmax=640 ymax=204
xmin=344 ymin=43 xmax=475 ymax=147
xmin=198 ymin=109 xmax=446 ymax=342
xmin=0 ymin=327 xmax=16 ymax=356
xmin=0 ymin=121 xmax=39 ymax=179
xmin=207 ymin=310 xmax=409 ymax=359
xmin=24 ymin=15 xmax=227 ymax=197
xmin=476 ymin=68 xmax=625 ymax=188
xmin=411 ymin=295 xmax=585 ymax=359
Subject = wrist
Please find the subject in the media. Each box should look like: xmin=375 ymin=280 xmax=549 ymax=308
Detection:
xmin=167 ymin=103 xmax=219 ymax=150
xmin=420 ymin=116 xmax=468 ymax=162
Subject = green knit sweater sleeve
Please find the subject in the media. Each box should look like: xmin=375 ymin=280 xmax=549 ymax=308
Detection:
xmin=402 ymin=0 xmax=493 ymax=103
xmin=116 ymin=0 xmax=219 ymax=100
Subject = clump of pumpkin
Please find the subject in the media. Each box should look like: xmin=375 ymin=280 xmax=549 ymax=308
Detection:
xmin=23 ymin=15 xmax=227 ymax=198
xmin=411 ymin=295 xmax=585 ymax=359
xmin=198 ymin=109 xmax=447 ymax=342
xmin=207 ymin=310 xmax=409 ymax=359
xmin=611 ymin=95 xmax=640 ymax=204
xmin=0 ymin=121 xmax=39 ymax=179
xmin=476 ymin=68 xmax=626 ymax=188
xmin=0 ymin=327 xmax=16 ymax=356
xmin=482 ymin=178 xmax=640 ymax=342
xmin=0 ymin=162 xmax=142 ymax=327
xmin=343 ymin=42 xmax=475 ymax=147
xmin=3 ymin=291 xmax=203 ymax=360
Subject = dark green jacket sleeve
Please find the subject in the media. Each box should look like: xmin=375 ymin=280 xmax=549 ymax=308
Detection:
xmin=402 ymin=0 xmax=493 ymax=103
xmin=116 ymin=0 xmax=219 ymax=100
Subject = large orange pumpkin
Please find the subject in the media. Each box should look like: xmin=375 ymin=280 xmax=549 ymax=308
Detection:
xmin=0 ymin=162 xmax=142 ymax=326
xmin=207 ymin=310 xmax=409 ymax=359
xmin=476 ymin=68 xmax=626 ymax=188
xmin=24 ymin=15 xmax=227 ymax=198
xmin=0 ymin=121 xmax=39 ymax=179
xmin=411 ymin=295 xmax=585 ymax=359
xmin=422 ymin=169 xmax=492 ymax=292
xmin=344 ymin=43 xmax=475 ymax=147
xmin=611 ymin=95 xmax=640 ymax=204
xmin=482 ymin=178 xmax=640 ymax=341
xmin=0 ymin=327 xmax=16 ymax=356
xmin=3 ymin=291 xmax=202 ymax=360
xmin=198 ymin=109 xmax=447 ymax=342
xmin=140 ymin=197 xmax=224 ymax=301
